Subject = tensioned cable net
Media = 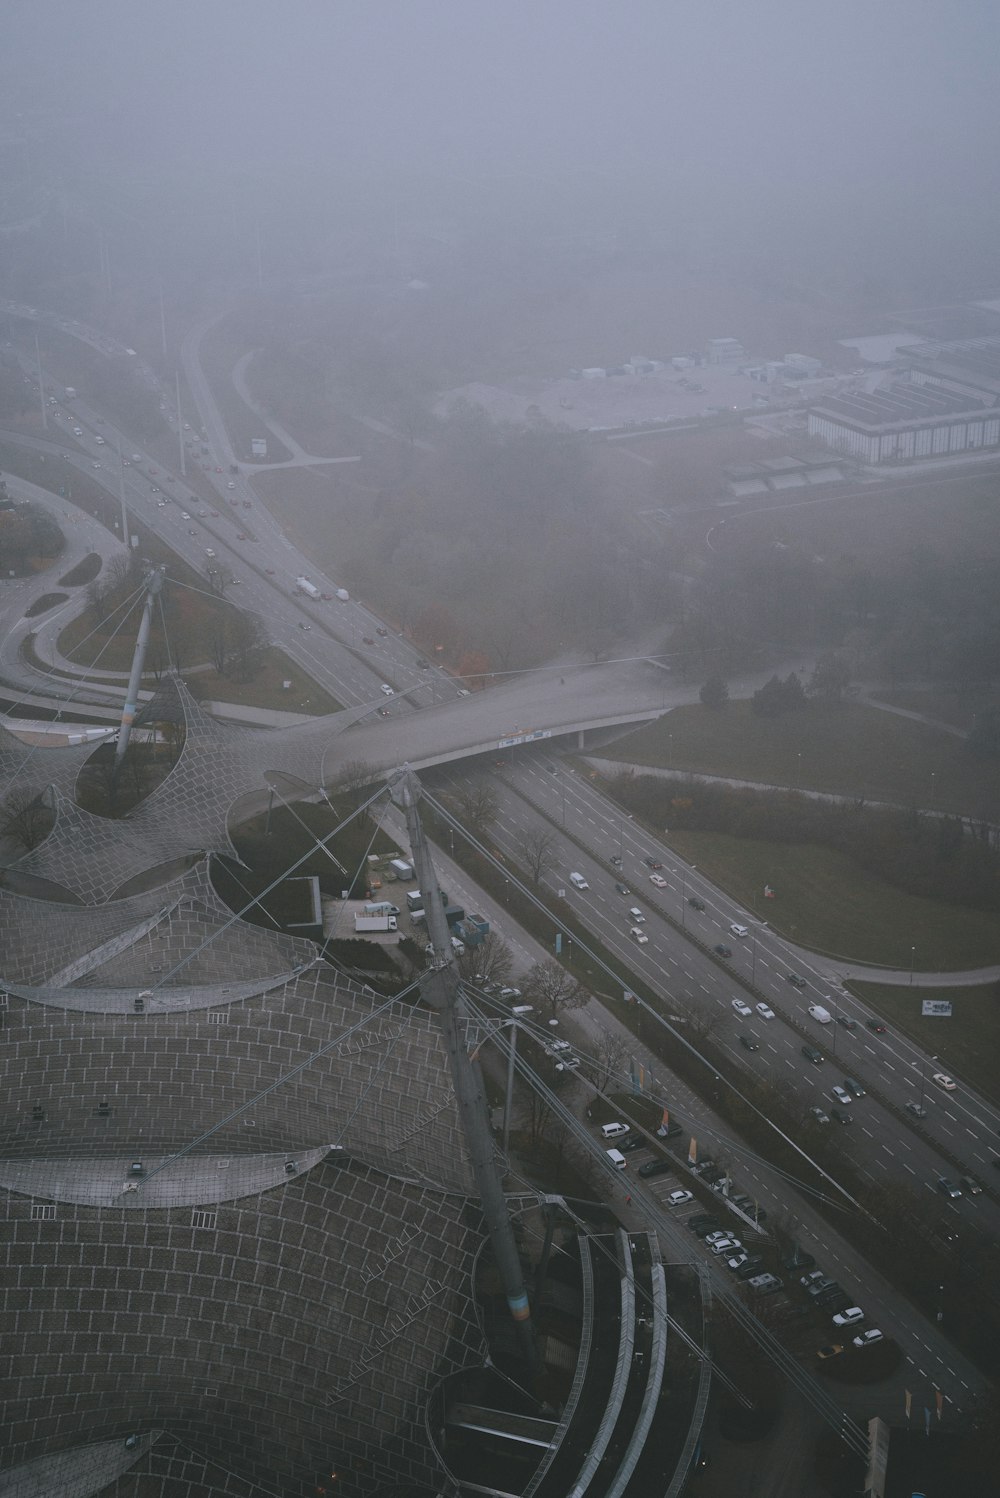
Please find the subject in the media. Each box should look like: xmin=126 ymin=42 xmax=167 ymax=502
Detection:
xmin=0 ymin=672 xmax=869 ymax=1493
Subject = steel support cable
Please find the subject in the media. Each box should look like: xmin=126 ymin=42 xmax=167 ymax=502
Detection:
xmin=463 ymin=985 xmax=864 ymax=1218
xmin=151 ymin=781 xmax=392 ymax=991
xmin=427 ymin=789 xmax=871 ymax=1223
xmin=139 ymin=974 xmax=426 ymax=1186
xmin=0 ymin=581 xmax=149 ymax=800
xmin=264 ymin=779 xmax=393 ymax=943
xmin=474 ymin=1002 xmax=869 ymax=1454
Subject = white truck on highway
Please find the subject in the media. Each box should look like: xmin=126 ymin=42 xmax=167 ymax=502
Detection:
xmin=808 ymin=1004 xmax=832 ymax=1024
xmin=295 ymin=577 xmax=320 ymax=600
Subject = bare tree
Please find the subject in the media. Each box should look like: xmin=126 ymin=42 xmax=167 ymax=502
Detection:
xmin=592 ymin=1026 xmax=630 ymax=1091
xmin=456 ymin=931 xmax=513 ymax=988
xmin=207 ymin=618 xmax=229 ymax=675
xmin=1 ymin=785 xmax=52 ymax=851
xmin=331 ymin=758 xmax=382 ymax=811
xmin=522 ymin=960 xmax=588 ymax=1024
xmin=227 ymin=611 xmax=268 ymax=682
xmin=452 ymin=782 xmax=498 ymax=841
xmin=517 ymin=827 xmax=561 ymax=886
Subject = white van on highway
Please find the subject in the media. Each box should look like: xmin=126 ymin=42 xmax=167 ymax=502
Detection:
xmin=569 ymin=872 xmax=589 ymax=890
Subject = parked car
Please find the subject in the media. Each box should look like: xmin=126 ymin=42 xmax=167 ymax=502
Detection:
xmin=816 ymin=1344 xmax=844 ymax=1360
xmin=709 ymin=1238 xmax=742 ymax=1256
xmin=783 ymin=1252 xmax=815 ymax=1271
xmin=832 ymin=1307 xmax=865 ymax=1327
xmin=726 ymin=1253 xmax=750 ymax=1272
xmin=620 ymin=1135 xmax=647 ymax=1154
xmin=735 ymin=1257 xmax=765 ymax=1280
xmin=853 ymin=1329 xmax=884 ymax=1348
xmin=662 ymin=1185 xmax=692 ymax=1201
xmin=747 ymin=1274 xmax=783 ymax=1295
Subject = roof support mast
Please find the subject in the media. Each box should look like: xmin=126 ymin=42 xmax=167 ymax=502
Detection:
xmin=113 ymin=566 xmax=164 ymax=777
xmin=390 ymin=767 xmax=537 ymax=1371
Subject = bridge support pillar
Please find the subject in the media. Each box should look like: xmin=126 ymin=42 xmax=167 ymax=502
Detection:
xmin=577 ymin=728 xmax=585 ymax=749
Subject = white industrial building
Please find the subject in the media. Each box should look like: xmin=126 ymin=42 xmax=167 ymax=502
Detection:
xmin=706 ymin=336 xmax=746 ymax=364
xmin=808 ymin=379 xmax=1000 ymax=464
xmin=809 ymin=337 xmax=1000 ymax=466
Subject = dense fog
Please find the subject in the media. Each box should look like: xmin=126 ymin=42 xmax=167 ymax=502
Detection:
xmin=2 ymin=0 xmax=998 ymax=293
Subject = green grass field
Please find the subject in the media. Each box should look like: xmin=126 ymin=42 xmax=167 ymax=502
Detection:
xmin=849 ymin=980 xmax=1000 ymax=1108
xmin=600 ymin=698 xmax=995 ymax=818
xmin=664 ymin=828 xmax=1000 ymax=971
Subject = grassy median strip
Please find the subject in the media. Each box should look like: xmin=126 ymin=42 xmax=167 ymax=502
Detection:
xmin=848 ymin=979 xmax=1000 ymax=1110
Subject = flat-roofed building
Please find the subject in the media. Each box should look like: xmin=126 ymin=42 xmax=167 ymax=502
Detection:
xmin=808 ymin=378 xmax=999 ymax=464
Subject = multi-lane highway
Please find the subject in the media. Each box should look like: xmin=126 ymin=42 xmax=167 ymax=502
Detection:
xmin=435 ymin=751 xmax=1000 ymax=1237
xmin=3 ymin=296 xmax=998 ymax=1423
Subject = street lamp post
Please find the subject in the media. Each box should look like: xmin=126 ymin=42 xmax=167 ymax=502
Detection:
xmin=930 ymin=771 xmax=936 ymax=809
xmin=909 ymin=945 xmax=916 ymax=985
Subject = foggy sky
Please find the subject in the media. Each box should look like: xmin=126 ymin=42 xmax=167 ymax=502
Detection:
xmin=2 ymin=1 xmax=998 ymax=289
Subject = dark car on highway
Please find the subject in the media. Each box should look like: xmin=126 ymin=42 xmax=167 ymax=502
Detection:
xmin=866 ymin=1019 xmax=887 ymax=1034
xmin=714 ymin=944 xmax=732 ymax=959
xmin=644 ymin=857 xmax=663 ymax=869
xmin=802 ymin=1046 xmax=824 ymax=1065
xmin=687 ymin=896 xmax=705 ymax=911
xmin=786 ymin=973 xmax=807 ymax=989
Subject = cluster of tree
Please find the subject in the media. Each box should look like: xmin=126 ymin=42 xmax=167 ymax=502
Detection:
xmin=670 ymin=538 xmax=1000 ymax=689
xmin=750 ymin=671 xmax=806 ymax=717
xmin=611 ymin=771 xmax=1000 ymax=911
xmin=205 ymin=608 xmax=268 ymax=682
xmin=340 ymin=402 xmax=666 ymax=669
xmin=0 ymin=499 xmax=63 ymax=573
xmin=0 ymin=785 xmax=53 ymax=851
